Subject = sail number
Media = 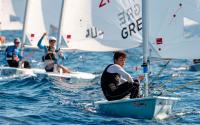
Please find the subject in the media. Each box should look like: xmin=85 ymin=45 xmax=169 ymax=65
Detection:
xmin=118 ymin=5 xmax=142 ymax=39
xmin=86 ymin=27 xmax=104 ymax=39
xmin=121 ymin=18 xmax=142 ymax=39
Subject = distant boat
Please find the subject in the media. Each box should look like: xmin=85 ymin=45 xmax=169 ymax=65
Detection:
xmin=0 ymin=0 xmax=25 ymax=49
xmin=22 ymin=0 xmax=95 ymax=80
xmin=148 ymin=0 xmax=200 ymax=72
xmin=0 ymin=0 xmax=24 ymax=30
xmin=182 ymin=0 xmax=200 ymax=72
xmin=0 ymin=0 xmax=44 ymax=78
xmin=189 ymin=59 xmax=200 ymax=71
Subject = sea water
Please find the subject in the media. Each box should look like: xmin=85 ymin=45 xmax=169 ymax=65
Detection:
xmin=0 ymin=31 xmax=200 ymax=125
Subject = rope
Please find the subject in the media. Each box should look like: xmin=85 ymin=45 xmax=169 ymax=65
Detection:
xmin=22 ymin=49 xmax=35 ymax=60
xmin=163 ymin=80 xmax=200 ymax=95
xmin=149 ymin=59 xmax=171 ymax=85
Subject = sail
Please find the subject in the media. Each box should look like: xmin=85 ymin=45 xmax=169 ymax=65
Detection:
xmin=182 ymin=0 xmax=200 ymax=39
xmin=148 ymin=0 xmax=200 ymax=59
xmin=24 ymin=0 xmax=47 ymax=47
xmin=184 ymin=17 xmax=199 ymax=27
xmin=60 ymin=0 xmax=142 ymax=52
xmin=0 ymin=0 xmax=24 ymax=30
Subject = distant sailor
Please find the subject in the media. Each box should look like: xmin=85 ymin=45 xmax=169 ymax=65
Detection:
xmin=101 ymin=51 xmax=144 ymax=101
xmin=0 ymin=36 xmax=6 ymax=45
xmin=37 ymin=33 xmax=71 ymax=73
xmin=5 ymin=37 xmax=30 ymax=68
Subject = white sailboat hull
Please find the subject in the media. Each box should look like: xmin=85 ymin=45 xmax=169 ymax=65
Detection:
xmin=0 ymin=66 xmax=36 ymax=81
xmin=0 ymin=66 xmax=95 ymax=80
xmin=38 ymin=71 xmax=96 ymax=80
xmin=95 ymin=96 xmax=179 ymax=120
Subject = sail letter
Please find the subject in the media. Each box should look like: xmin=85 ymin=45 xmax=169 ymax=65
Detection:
xmin=121 ymin=27 xmax=129 ymax=39
xmin=129 ymin=23 xmax=136 ymax=35
xmin=137 ymin=18 xmax=142 ymax=31
xmin=121 ymin=23 xmax=137 ymax=39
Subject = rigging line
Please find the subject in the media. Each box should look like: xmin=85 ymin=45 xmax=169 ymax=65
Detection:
xmin=150 ymin=79 xmax=174 ymax=95
xmin=149 ymin=59 xmax=171 ymax=84
xmin=147 ymin=60 xmax=172 ymax=95
xmin=149 ymin=70 xmax=187 ymax=96
xmin=161 ymin=79 xmax=200 ymax=96
xmin=19 ymin=44 xmax=26 ymax=63
xmin=23 ymin=50 xmax=35 ymax=60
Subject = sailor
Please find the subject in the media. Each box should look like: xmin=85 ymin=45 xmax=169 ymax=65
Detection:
xmin=37 ymin=33 xmax=71 ymax=73
xmin=5 ymin=37 xmax=31 ymax=68
xmin=0 ymin=36 xmax=6 ymax=45
xmin=101 ymin=51 xmax=144 ymax=101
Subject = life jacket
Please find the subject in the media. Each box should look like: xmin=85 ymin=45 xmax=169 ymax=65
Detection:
xmin=5 ymin=46 xmax=19 ymax=60
xmin=43 ymin=46 xmax=56 ymax=61
xmin=101 ymin=64 xmax=120 ymax=96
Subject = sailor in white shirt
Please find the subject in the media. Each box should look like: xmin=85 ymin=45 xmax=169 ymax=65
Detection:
xmin=101 ymin=51 xmax=144 ymax=101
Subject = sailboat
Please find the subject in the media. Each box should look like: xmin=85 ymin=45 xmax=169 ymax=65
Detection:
xmin=0 ymin=0 xmax=43 ymax=79
xmin=0 ymin=0 xmax=25 ymax=50
xmin=0 ymin=0 xmax=24 ymax=30
xmin=1 ymin=0 xmax=95 ymax=80
xmin=20 ymin=0 xmax=95 ymax=80
xmin=38 ymin=0 xmax=142 ymax=80
xmin=189 ymin=59 xmax=200 ymax=71
xmin=40 ymin=0 xmax=171 ymax=119
xmin=53 ymin=0 xmax=200 ymax=119
xmin=96 ymin=0 xmax=200 ymax=119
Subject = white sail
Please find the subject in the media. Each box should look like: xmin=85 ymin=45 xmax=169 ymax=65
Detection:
xmin=59 ymin=0 xmax=142 ymax=52
xmin=0 ymin=0 xmax=24 ymax=30
xmin=182 ymin=0 xmax=200 ymax=40
xmin=24 ymin=0 xmax=47 ymax=47
xmin=184 ymin=17 xmax=199 ymax=27
xmin=148 ymin=0 xmax=200 ymax=59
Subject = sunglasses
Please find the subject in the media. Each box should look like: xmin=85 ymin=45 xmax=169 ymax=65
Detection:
xmin=49 ymin=40 xmax=56 ymax=43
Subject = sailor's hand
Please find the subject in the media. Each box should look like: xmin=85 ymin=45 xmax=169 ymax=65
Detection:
xmin=13 ymin=56 xmax=20 ymax=62
xmin=43 ymin=32 xmax=47 ymax=37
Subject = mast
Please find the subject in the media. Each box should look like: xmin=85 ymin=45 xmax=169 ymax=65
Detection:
xmin=57 ymin=0 xmax=65 ymax=50
xmin=21 ymin=0 xmax=29 ymax=56
xmin=142 ymin=0 xmax=150 ymax=97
